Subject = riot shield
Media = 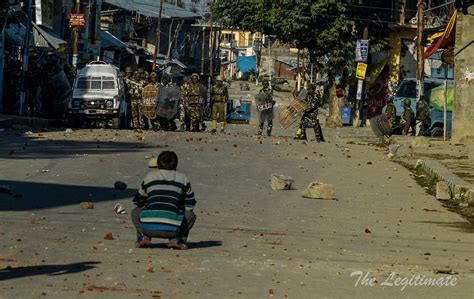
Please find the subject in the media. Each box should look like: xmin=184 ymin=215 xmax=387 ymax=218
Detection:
xmin=370 ymin=114 xmax=392 ymax=137
xmin=156 ymin=85 xmax=180 ymax=119
xmin=142 ymin=84 xmax=158 ymax=119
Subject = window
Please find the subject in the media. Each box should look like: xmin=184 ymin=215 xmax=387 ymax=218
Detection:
xmin=76 ymin=76 xmax=116 ymax=90
xmin=396 ymin=80 xmax=416 ymax=98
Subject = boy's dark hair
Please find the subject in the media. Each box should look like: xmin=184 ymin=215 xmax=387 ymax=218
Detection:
xmin=157 ymin=151 xmax=178 ymax=170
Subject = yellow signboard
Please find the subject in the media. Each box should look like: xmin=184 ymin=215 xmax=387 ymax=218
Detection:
xmin=356 ymin=62 xmax=367 ymax=80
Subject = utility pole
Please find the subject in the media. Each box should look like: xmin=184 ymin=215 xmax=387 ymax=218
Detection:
xmin=416 ymin=0 xmax=424 ymax=102
xmin=18 ymin=0 xmax=33 ymax=116
xmin=200 ymin=27 xmax=205 ymax=75
xmin=72 ymin=0 xmax=80 ymax=68
xmin=152 ymin=0 xmax=164 ymax=71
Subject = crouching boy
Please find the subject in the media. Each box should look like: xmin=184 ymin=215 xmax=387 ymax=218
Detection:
xmin=132 ymin=151 xmax=196 ymax=250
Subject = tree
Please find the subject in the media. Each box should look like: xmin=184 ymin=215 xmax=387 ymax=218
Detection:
xmin=212 ymin=0 xmax=390 ymax=127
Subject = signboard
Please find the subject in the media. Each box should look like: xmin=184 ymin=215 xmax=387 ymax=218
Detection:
xmin=35 ymin=0 xmax=54 ymax=29
xmin=356 ymin=63 xmax=368 ymax=80
xmin=69 ymin=13 xmax=86 ymax=28
xmin=355 ymin=39 xmax=369 ymax=62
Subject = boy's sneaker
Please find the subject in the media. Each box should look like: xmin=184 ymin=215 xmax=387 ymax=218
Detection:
xmin=135 ymin=236 xmax=152 ymax=248
xmin=167 ymin=239 xmax=188 ymax=250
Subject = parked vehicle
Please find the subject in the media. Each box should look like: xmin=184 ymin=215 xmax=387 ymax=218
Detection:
xmin=66 ymin=61 xmax=127 ymax=128
xmin=382 ymin=78 xmax=454 ymax=136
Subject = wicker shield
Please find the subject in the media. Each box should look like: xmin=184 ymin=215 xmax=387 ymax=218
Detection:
xmin=142 ymin=84 xmax=158 ymax=119
xmin=156 ymin=85 xmax=180 ymax=119
xmin=278 ymin=98 xmax=308 ymax=129
xmin=369 ymin=114 xmax=392 ymax=137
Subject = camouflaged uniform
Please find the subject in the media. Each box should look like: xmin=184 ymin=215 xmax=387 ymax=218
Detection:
xmin=129 ymin=77 xmax=145 ymax=129
xmin=295 ymin=88 xmax=324 ymax=142
xmin=416 ymin=97 xmax=429 ymax=136
xmin=257 ymin=85 xmax=274 ymax=136
xmin=183 ymin=81 xmax=204 ymax=131
xmin=179 ymin=79 xmax=190 ymax=131
xmin=401 ymin=99 xmax=415 ymax=136
xmin=211 ymin=83 xmax=229 ymax=133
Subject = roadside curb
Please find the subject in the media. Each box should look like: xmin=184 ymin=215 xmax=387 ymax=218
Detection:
xmin=0 ymin=114 xmax=60 ymax=130
xmin=421 ymin=159 xmax=474 ymax=200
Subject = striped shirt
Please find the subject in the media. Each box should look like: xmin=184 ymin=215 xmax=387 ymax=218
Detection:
xmin=134 ymin=169 xmax=196 ymax=232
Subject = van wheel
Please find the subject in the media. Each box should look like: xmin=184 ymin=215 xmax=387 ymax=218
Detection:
xmin=430 ymin=127 xmax=443 ymax=137
xmin=111 ymin=117 xmax=121 ymax=129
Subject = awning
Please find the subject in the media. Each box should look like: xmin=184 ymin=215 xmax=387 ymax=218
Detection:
xmin=101 ymin=31 xmax=134 ymax=54
xmin=104 ymin=0 xmax=202 ymax=20
xmin=425 ymin=11 xmax=457 ymax=59
xmin=5 ymin=22 xmax=67 ymax=50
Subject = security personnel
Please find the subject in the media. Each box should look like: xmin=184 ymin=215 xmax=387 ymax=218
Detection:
xmin=210 ymin=76 xmax=229 ymax=133
xmin=182 ymin=73 xmax=205 ymax=132
xmin=294 ymin=83 xmax=324 ymax=142
xmin=416 ymin=95 xmax=429 ymax=136
xmin=401 ymin=98 xmax=415 ymax=136
xmin=130 ymin=72 xmax=145 ymax=129
xmin=384 ymin=96 xmax=397 ymax=144
xmin=257 ymin=80 xmax=274 ymax=136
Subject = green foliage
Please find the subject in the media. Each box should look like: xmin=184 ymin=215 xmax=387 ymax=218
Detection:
xmin=212 ymin=0 xmax=390 ymax=75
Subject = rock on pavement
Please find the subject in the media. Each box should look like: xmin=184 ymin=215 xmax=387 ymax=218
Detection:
xmin=270 ymin=174 xmax=293 ymax=190
xmin=411 ymin=137 xmax=431 ymax=148
xmin=302 ymin=182 xmax=335 ymax=199
xmin=436 ymin=181 xmax=451 ymax=200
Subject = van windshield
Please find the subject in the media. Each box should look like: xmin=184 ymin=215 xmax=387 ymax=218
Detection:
xmin=77 ymin=76 xmax=116 ymax=90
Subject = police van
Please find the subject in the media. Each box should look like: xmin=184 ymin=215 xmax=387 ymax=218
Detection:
xmin=67 ymin=61 xmax=127 ymax=128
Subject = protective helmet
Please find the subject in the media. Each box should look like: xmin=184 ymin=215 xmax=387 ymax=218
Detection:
xmin=125 ymin=66 xmax=132 ymax=73
xmin=142 ymin=71 xmax=149 ymax=79
xmin=191 ymin=73 xmax=200 ymax=79
xmin=215 ymin=75 xmax=223 ymax=81
xmin=403 ymin=98 xmax=411 ymax=106
xmin=149 ymin=72 xmax=157 ymax=78
xmin=137 ymin=68 xmax=144 ymax=74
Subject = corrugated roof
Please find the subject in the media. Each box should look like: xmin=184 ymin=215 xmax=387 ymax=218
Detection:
xmin=104 ymin=0 xmax=202 ymax=20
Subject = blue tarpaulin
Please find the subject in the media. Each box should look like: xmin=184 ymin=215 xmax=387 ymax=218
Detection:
xmin=236 ymin=55 xmax=257 ymax=72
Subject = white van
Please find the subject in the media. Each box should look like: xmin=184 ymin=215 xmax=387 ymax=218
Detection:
xmin=66 ymin=61 xmax=127 ymax=128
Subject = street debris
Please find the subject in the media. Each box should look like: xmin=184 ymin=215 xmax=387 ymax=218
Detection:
xmin=114 ymin=181 xmax=127 ymax=190
xmin=80 ymin=202 xmax=94 ymax=209
xmin=434 ymin=269 xmax=458 ymax=275
xmin=0 ymin=185 xmax=12 ymax=195
xmin=148 ymin=158 xmax=158 ymax=168
xmin=411 ymin=137 xmax=431 ymax=148
xmin=41 ymin=169 xmax=50 ymax=173
xmin=103 ymin=233 xmax=114 ymax=240
xmin=114 ymin=203 xmax=127 ymax=214
xmin=422 ymin=208 xmax=441 ymax=212
xmin=302 ymin=182 xmax=335 ymax=199
xmin=436 ymin=181 xmax=451 ymax=200
xmin=270 ymin=174 xmax=293 ymax=190
xmin=65 ymin=128 xmax=73 ymax=133
xmin=364 ymin=228 xmax=372 ymax=233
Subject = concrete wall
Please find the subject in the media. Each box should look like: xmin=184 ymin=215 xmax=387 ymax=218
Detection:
xmin=452 ymin=7 xmax=474 ymax=144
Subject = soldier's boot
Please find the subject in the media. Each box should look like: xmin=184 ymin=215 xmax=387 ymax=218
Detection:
xmin=201 ymin=122 xmax=207 ymax=132
xmin=219 ymin=122 xmax=226 ymax=133
xmin=314 ymin=125 xmax=325 ymax=142
xmin=267 ymin=120 xmax=273 ymax=136
xmin=211 ymin=120 xmax=217 ymax=134
xmin=294 ymin=127 xmax=307 ymax=140
xmin=257 ymin=123 xmax=264 ymax=135
xmin=191 ymin=120 xmax=200 ymax=132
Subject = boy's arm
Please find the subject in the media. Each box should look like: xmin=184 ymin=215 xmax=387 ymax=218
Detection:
xmin=133 ymin=182 xmax=148 ymax=207
xmin=184 ymin=182 xmax=196 ymax=211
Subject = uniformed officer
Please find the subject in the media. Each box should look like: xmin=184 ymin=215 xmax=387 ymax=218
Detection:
xmin=179 ymin=76 xmax=190 ymax=131
xmin=416 ymin=95 xmax=429 ymax=136
xmin=257 ymin=80 xmax=274 ymax=136
xmin=294 ymin=83 xmax=324 ymax=142
xmin=211 ymin=76 xmax=229 ymax=133
xmin=130 ymin=71 xmax=145 ymax=129
xmin=401 ymin=98 xmax=415 ymax=136
xmin=182 ymin=73 xmax=205 ymax=132
xmin=384 ymin=95 xmax=397 ymax=144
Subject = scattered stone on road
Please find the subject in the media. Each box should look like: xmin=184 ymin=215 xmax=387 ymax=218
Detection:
xmin=468 ymin=189 xmax=474 ymax=207
xmin=302 ymin=182 xmax=335 ymax=199
xmin=114 ymin=181 xmax=127 ymax=190
xmin=270 ymin=174 xmax=293 ymax=190
xmin=148 ymin=158 xmax=158 ymax=168
xmin=411 ymin=137 xmax=431 ymax=148
xmin=79 ymin=202 xmax=94 ymax=209
xmin=436 ymin=181 xmax=451 ymax=200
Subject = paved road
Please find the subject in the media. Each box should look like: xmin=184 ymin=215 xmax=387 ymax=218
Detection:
xmin=1 ymin=121 xmax=473 ymax=298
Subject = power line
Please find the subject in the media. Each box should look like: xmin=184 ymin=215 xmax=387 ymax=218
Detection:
xmin=347 ymin=4 xmax=417 ymax=13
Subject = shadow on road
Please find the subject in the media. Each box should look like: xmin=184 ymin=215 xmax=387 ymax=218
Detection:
xmin=414 ymin=220 xmax=474 ymax=233
xmin=0 ymin=180 xmax=136 ymax=211
xmin=0 ymin=261 xmax=100 ymax=281
xmin=149 ymin=240 xmax=223 ymax=249
xmin=0 ymin=131 xmax=153 ymax=160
